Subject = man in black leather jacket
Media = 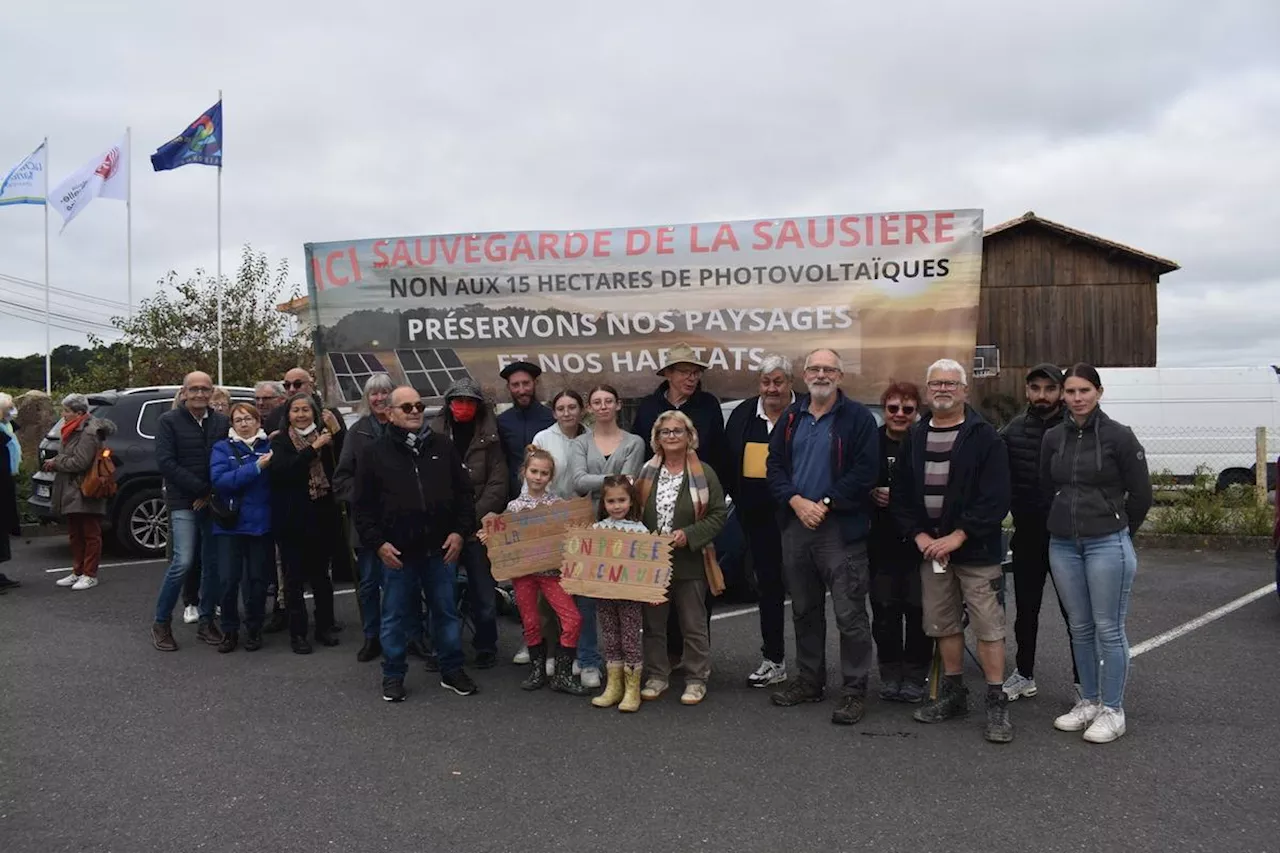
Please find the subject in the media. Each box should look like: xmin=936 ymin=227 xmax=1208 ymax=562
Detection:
xmin=999 ymin=363 xmax=1077 ymax=700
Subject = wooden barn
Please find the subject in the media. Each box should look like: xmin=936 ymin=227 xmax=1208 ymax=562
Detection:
xmin=972 ymin=211 xmax=1180 ymax=420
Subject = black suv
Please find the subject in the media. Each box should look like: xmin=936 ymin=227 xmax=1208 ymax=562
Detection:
xmin=28 ymin=386 xmax=255 ymax=556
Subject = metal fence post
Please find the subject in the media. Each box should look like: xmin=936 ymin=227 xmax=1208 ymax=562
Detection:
xmin=1255 ymin=426 xmax=1267 ymax=505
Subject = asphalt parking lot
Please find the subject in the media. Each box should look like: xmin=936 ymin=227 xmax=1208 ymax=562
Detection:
xmin=2 ymin=537 xmax=1278 ymax=853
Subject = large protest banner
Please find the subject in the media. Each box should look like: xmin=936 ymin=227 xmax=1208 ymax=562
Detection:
xmin=482 ymin=498 xmax=595 ymax=581
xmin=303 ymin=210 xmax=983 ymax=404
xmin=559 ymin=528 xmax=675 ymax=604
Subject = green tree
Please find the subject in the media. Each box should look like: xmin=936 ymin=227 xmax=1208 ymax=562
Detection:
xmin=73 ymin=246 xmax=313 ymax=390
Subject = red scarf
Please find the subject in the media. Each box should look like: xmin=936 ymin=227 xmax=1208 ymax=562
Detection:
xmin=61 ymin=414 xmax=87 ymax=443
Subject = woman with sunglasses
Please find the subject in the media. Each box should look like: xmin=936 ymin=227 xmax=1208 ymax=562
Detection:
xmin=868 ymin=381 xmax=933 ymax=703
xmin=270 ymin=393 xmax=341 ymax=654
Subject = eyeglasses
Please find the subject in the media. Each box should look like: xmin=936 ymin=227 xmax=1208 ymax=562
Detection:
xmin=397 ymin=402 xmax=427 ymax=414
xmin=886 ymin=404 xmax=917 ymax=415
xmin=658 ymin=428 xmax=687 ymax=438
xmin=232 ymin=416 xmax=259 ymax=425
xmin=283 ymin=380 xmax=308 ymax=391
xmin=186 ymin=386 xmax=213 ymax=395
xmin=804 ymin=366 xmax=840 ymax=376
xmin=255 ymin=396 xmax=278 ymax=404
xmin=927 ymin=380 xmax=961 ymax=390
xmin=670 ymin=367 xmax=703 ymax=378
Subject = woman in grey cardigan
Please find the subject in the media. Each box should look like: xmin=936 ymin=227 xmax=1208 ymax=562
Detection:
xmin=569 ymin=384 xmax=647 ymax=507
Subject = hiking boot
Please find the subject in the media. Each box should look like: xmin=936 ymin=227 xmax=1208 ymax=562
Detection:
xmin=1082 ymin=707 xmax=1126 ymax=744
xmin=151 ymin=621 xmax=178 ymax=652
xmin=985 ymin=686 xmax=1015 ymax=743
xmin=550 ymin=645 xmax=591 ymax=696
xmin=913 ymin=677 xmax=969 ymax=723
xmin=770 ymin=679 xmax=825 ymax=707
xmin=441 ymin=669 xmax=478 ymax=696
xmin=313 ymin=629 xmax=340 ymax=648
xmin=291 ymin=635 xmax=313 ymax=655
xmin=197 ymin=621 xmax=224 ymax=646
xmin=474 ymin=650 xmax=498 ymax=670
xmin=746 ymin=659 xmax=788 ymax=689
xmin=244 ymin=629 xmax=263 ymax=652
xmin=1002 ymin=671 xmax=1038 ymax=701
xmin=898 ymin=679 xmax=926 ymax=704
xmin=1055 ymin=698 xmax=1103 ymax=732
xmin=382 ymin=678 xmax=406 ymax=703
xmin=831 ymin=695 xmax=866 ymax=725
xmin=217 ymin=632 xmax=239 ymax=654
xmin=263 ymin=610 xmax=288 ymax=634
xmin=521 ymin=642 xmax=549 ymax=691
xmin=357 ymin=637 xmax=382 ymax=662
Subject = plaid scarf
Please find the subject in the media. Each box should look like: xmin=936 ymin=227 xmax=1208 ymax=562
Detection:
xmin=635 ymin=449 xmax=724 ymax=595
xmin=289 ymin=427 xmax=332 ymax=501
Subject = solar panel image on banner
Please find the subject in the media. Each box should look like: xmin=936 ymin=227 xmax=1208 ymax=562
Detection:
xmin=396 ymin=348 xmax=472 ymax=397
xmin=328 ymin=352 xmax=388 ymax=402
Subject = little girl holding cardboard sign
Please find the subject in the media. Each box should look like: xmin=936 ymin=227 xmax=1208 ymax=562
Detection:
xmin=588 ymin=475 xmax=651 ymax=713
xmin=480 ymin=446 xmax=590 ymax=696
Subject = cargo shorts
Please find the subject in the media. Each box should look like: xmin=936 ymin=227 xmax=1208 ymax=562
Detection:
xmin=920 ymin=560 xmax=1005 ymax=641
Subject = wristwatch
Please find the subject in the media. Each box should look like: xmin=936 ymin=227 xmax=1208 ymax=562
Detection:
xmin=822 ymin=497 xmax=832 ymax=508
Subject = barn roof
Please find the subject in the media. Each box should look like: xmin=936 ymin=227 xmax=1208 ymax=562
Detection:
xmin=984 ymin=211 xmax=1180 ymax=275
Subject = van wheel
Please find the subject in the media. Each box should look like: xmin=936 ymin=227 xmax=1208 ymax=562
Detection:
xmin=115 ymin=488 xmax=168 ymax=557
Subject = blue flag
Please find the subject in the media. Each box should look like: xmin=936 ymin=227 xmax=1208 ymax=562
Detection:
xmin=151 ymin=100 xmax=222 ymax=171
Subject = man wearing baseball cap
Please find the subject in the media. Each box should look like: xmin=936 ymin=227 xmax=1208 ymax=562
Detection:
xmin=496 ymin=361 xmax=554 ymax=499
xmin=428 ymin=378 xmax=508 ymax=669
xmin=1000 ymin=362 xmax=1079 ymax=701
xmin=631 ymin=343 xmax=728 ymax=476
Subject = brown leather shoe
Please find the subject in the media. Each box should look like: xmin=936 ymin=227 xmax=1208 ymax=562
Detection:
xmin=152 ymin=622 xmax=178 ymax=652
xmin=196 ymin=620 xmax=224 ymax=646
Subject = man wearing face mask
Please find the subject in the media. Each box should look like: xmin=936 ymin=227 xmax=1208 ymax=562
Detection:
xmin=429 ymin=378 xmax=508 ymax=669
xmin=999 ymin=363 xmax=1079 ymax=701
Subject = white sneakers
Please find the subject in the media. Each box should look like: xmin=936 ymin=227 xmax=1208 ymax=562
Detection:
xmin=71 ymin=575 xmax=99 ymax=590
xmin=1002 ymin=671 xmax=1038 ymax=700
xmin=1082 ymin=707 xmax=1127 ymax=743
xmin=55 ymin=572 xmax=80 ymax=587
xmin=579 ymin=667 xmax=602 ymax=689
xmin=746 ymin=659 xmax=788 ymax=688
xmin=512 ymin=646 xmax=530 ymax=665
xmin=182 ymin=605 xmax=200 ymax=624
xmin=1054 ymin=698 xmax=1127 ymax=743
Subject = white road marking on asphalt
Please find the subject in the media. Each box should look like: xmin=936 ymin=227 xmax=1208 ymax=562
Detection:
xmin=46 ymin=559 xmax=165 ymax=574
xmin=1130 ymin=582 xmax=1278 ymax=658
xmin=711 ymin=605 xmax=764 ymax=622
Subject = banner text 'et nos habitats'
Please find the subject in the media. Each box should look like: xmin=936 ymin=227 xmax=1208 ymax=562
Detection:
xmin=304 ymin=210 xmax=983 ymax=404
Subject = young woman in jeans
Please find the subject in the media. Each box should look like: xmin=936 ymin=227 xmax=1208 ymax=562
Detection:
xmin=1041 ymin=363 xmax=1152 ymax=743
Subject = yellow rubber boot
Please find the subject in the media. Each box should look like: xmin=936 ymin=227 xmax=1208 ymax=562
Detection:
xmin=592 ymin=663 xmax=625 ymax=707
xmin=618 ymin=665 xmax=643 ymax=713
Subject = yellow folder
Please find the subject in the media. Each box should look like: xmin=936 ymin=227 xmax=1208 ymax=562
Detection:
xmin=742 ymin=442 xmax=770 ymax=479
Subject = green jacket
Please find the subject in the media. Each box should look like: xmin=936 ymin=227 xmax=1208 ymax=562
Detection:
xmin=642 ymin=463 xmax=728 ymax=582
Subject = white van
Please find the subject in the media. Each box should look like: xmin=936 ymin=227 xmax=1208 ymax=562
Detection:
xmin=1095 ymin=366 xmax=1280 ymax=490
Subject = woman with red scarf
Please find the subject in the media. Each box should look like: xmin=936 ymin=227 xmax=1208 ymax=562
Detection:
xmin=44 ymin=394 xmax=116 ymax=590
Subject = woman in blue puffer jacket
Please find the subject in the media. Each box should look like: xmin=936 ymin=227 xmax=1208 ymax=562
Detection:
xmin=210 ymin=401 xmax=275 ymax=653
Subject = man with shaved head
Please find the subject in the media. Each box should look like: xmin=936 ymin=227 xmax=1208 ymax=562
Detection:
xmin=151 ymin=371 xmax=231 ymax=651
xmin=354 ymin=386 xmax=478 ymax=702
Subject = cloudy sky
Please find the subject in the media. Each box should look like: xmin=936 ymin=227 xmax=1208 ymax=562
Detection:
xmin=1 ymin=0 xmax=1277 ymax=369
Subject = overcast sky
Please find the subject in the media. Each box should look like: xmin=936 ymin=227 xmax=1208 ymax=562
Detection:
xmin=1 ymin=0 xmax=1277 ymax=369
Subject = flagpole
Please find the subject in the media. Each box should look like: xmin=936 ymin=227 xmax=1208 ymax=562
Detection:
xmin=43 ymin=137 xmax=51 ymax=394
xmin=126 ymin=126 xmax=134 ymax=382
xmin=216 ymin=89 xmax=224 ymax=386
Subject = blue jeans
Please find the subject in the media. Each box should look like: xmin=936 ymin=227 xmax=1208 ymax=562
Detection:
xmin=381 ymin=553 xmax=463 ymax=679
xmin=1049 ymin=531 xmax=1137 ymax=709
xmin=217 ymin=533 xmax=272 ymax=634
xmin=154 ymin=508 xmax=218 ymax=624
xmin=575 ymin=596 xmax=602 ymax=670
xmin=356 ymin=548 xmax=383 ymax=640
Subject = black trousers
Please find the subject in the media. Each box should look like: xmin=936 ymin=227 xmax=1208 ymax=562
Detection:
xmin=742 ymin=504 xmax=786 ymax=663
xmin=277 ymin=503 xmax=339 ymax=638
xmin=1011 ymin=525 xmax=1078 ymax=682
xmin=869 ymin=539 xmax=932 ymax=684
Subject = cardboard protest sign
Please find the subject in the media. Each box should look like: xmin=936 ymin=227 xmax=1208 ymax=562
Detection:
xmin=303 ymin=210 xmax=984 ymax=405
xmin=482 ymin=498 xmax=595 ymax=581
xmin=559 ymin=527 xmax=675 ymax=604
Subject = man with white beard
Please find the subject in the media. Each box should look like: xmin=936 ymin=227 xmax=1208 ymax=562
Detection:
xmin=765 ymin=348 xmax=879 ymax=726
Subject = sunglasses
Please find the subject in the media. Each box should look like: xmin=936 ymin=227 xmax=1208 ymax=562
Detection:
xmin=886 ymin=404 xmax=917 ymax=415
xmin=397 ymin=402 xmax=427 ymax=414
xmin=283 ymin=380 xmax=308 ymax=390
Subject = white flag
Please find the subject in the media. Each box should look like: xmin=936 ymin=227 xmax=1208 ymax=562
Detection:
xmin=0 ymin=142 xmax=46 ymax=206
xmin=48 ymin=134 xmax=129 ymax=231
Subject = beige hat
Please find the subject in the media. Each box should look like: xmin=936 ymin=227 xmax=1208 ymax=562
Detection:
xmin=656 ymin=342 xmax=711 ymax=375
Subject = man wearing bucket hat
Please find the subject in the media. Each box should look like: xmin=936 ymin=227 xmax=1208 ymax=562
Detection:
xmin=429 ymin=378 xmax=508 ymax=669
xmin=631 ymin=343 xmax=728 ymax=477
xmin=496 ymin=361 xmax=555 ymax=499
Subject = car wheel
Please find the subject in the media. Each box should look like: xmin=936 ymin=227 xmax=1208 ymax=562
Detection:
xmin=116 ymin=488 xmax=168 ymax=557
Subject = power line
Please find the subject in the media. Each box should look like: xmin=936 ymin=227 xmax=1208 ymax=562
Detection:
xmin=0 ymin=282 xmax=129 ymax=321
xmin=0 ymin=305 xmax=122 ymax=337
xmin=0 ymin=272 xmax=132 ymax=310
xmin=0 ymin=297 xmax=120 ymax=332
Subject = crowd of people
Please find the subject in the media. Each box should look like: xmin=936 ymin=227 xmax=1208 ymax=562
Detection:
xmin=0 ymin=347 xmax=1159 ymax=745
